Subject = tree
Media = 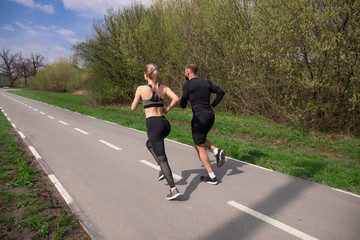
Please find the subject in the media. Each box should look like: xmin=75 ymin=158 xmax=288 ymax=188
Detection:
xmin=0 ymin=49 xmax=18 ymax=87
xmin=30 ymin=53 xmax=46 ymax=76
xmin=15 ymin=53 xmax=32 ymax=86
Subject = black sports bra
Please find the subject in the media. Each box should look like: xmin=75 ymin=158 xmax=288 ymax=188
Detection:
xmin=142 ymin=84 xmax=164 ymax=109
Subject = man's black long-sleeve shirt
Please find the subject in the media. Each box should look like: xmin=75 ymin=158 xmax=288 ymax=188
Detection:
xmin=180 ymin=78 xmax=225 ymax=112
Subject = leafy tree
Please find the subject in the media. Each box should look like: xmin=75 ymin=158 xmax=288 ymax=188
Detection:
xmin=73 ymin=0 xmax=360 ymax=134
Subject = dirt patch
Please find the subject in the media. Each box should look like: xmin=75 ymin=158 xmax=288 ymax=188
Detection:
xmin=0 ymin=129 xmax=90 ymax=240
xmin=72 ymin=90 xmax=86 ymax=95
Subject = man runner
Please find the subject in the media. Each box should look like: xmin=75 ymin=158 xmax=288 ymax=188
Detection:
xmin=180 ymin=64 xmax=226 ymax=185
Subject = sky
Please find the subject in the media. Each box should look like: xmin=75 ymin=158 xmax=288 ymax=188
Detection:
xmin=0 ymin=0 xmax=152 ymax=63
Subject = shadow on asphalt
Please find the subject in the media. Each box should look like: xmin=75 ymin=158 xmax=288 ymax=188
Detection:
xmin=176 ymin=157 xmax=245 ymax=201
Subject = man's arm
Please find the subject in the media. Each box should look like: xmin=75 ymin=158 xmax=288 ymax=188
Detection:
xmin=180 ymin=82 xmax=189 ymax=109
xmin=210 ymin=81 xmax=225 ymax=107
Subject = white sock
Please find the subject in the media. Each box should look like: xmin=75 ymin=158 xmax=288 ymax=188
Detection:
xmin=208 ymin=172 xmax=216 ymax=179
xmin=213 ymin=148 xmax=219 ymax=155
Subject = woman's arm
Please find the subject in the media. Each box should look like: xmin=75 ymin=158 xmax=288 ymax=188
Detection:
xmin=163 ymin=86 xmax=179 ymax=113
xmin=131 ymin=87 xmax=142 ymax=111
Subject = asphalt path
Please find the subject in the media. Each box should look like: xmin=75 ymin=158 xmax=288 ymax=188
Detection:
xmin=1 ymin=89 xmax=359 ymax=240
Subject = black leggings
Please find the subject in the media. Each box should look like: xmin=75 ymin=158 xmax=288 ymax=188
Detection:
xmin=146 ymin=116 xmax=175 ymax=188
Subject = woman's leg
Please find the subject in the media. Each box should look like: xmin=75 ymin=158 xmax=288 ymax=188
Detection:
xmin=146 ymin=140 xmax=160 ymax=166
xmin=150 ymin=138 xmax=176 ymax=188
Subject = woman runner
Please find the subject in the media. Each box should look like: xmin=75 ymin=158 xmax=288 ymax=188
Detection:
xmin=131 ymin=63 xmax=181 ymax=200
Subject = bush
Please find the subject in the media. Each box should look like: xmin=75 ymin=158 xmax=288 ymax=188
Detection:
xmin=30 ymin=59 xmax=86 ymax=92
xmin=74 ymin=0 xmax=360 ymax=134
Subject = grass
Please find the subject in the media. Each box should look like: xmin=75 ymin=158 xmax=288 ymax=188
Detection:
xmin=0 ymin=107 xmax=89 ymax=239
xmin=8 ymin=89 xmax=360 ymax=194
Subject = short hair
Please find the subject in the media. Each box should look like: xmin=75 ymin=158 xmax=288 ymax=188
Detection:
xmin=186 ymin=64 xmax=198 ymax=75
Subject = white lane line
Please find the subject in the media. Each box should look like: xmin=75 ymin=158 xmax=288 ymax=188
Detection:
xmin=28 ymin=106 xmax=33 ymax=109
xmin=331 ymin=188 xmax=360 ymax=198
xmin=74 ymin=128 xmax=89 ymax=135
xmin=139 ymin=160 xmax=182 ymax=180
xmin=48 ymin=115 xmax=55 ymax=119
xmin=18 ymin=131 xmax=26 ymax=139
xmin=48 ymin=174 xmax=74 ymax=204
xmin=98 ymin=140 xmax=122 ymax=150
xmin=58 ymin=120 xmax=69 ymax=126
xmin=29 ymin=146 xmax=42 ymax=160
xmin=40 ymin=111 xmax=45 ymax=115
xmin=227 ymin=200 xmax=318 ymax=240
xmin=33 ymin=108 xmax=38 ymax=112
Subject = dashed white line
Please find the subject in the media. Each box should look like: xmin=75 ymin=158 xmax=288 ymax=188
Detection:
xmin=28 ymin=106 xmax=33 ymax=109
xmin=48 ymin=115 xmax=55 ymax=119
xmin=227 ymin=200 xmax=319 ymax=240
xmin=74 ymin=128 xmax=89 ymax=135
xmin=58 ymin=120 xmax=69 ymax=126
xmin=98 ymin=140 xmax=122 ymax=150
xmin=40 ymin=111 xmax=45 ymax=115
xmin=139 ymin=160 xmax=182 ymax=180
xmin=33 ymin=108 xmax=38 ymax=112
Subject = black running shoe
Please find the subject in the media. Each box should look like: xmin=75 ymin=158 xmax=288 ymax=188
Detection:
xmin=166 ymin=188 xmax=181 ymax=200
xmin=215 ymin=149 xmax=226 ymax=168
xmin=200 ymin=176 xmax=218 ymax=185
xmin=158 ymin=170 xmax=165 ymax=181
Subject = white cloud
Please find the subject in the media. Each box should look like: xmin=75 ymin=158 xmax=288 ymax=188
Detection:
xmin=62 ymin=0 xmax=152 ymax=16
xmin=56 ymin=28 xmax=75 ymax=38
xmin=35 ymin=25 xmax=48 ymax=31
xmin=11 ymin=0 xmax=54 ymax=14
xmin=2 ymin=24 xmax=15 ymax=31
xmin=15 ymin=21 xmax=27 ymax=29
xmin=55 ymin=28 xmax=82 ymax=44
xmin=27 ymin=29 xmax=37 ymax=36
xmin=68 ymin=38 xmax=82 ymax=44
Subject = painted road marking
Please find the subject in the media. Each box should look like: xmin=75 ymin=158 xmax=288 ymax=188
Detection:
xmin=33 ymin=108 xmax=38 ymax=112
xmin=40 ymin=111 xmax=45 ymax=115
xmin=18 ymin=131 xmax=26 ymax=139
xmin=48 ymin=174 xmax=74 ymax=204
xmin=29 ymin=146 xmax=42 ymax=160
xmin=48 ymin=115 xmax=55 ymax=119
xmin=98 ymin=140 xmax=122 ymax=151
xmin=74 ymin=128 xmax=89 ymax=135
xmin=139 ymin=160 xmax=182 ymax=180
xmin=227 ymin=200 xmax=318 ymax=240
xmin=59 ymin=120 xmax=69 ymax=126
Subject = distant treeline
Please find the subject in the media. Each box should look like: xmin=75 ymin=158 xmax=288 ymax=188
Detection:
xmin=73 ymin=0 xmax=360 ymax=134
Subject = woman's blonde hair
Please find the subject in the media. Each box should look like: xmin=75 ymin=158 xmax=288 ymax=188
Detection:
xmin=145 ymin=63 xmax=160 ymax=97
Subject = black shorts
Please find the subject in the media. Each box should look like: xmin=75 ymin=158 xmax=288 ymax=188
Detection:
xmin=191 ymin=110 xmax=214 ymax=145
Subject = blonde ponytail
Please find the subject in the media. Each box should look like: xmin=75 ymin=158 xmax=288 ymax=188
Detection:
xmin=145 ymin=64 xmax=161 ymax=97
